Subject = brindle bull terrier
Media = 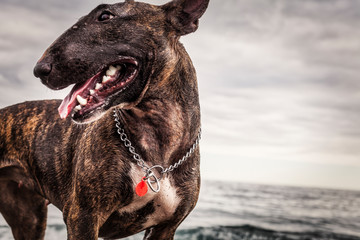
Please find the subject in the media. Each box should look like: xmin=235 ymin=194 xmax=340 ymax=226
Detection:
xmin=0 ymin=0 xmax=208 ymax=239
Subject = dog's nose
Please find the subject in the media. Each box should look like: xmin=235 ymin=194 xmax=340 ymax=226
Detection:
xmin=33 ymin=62 xmax=52 ymax=78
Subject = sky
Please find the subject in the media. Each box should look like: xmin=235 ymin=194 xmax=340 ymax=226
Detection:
xmin=0 ymin=0 xmax=359 ymax=191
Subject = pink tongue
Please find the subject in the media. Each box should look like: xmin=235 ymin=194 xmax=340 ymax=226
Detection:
xmin=58 ymin=75 xmax=99 ymax=119
xmin=58 ymin=88 xmax=79 ymax=119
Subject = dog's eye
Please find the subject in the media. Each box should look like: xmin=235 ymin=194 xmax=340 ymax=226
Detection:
xmin=98 ymin=11 xmax=115 ymax=21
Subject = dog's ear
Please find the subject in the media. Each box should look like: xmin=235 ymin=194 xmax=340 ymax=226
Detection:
xmin=162 ymin=0 xmax=209 ymax=36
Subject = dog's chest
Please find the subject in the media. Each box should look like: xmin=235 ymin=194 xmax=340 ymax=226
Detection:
xmin=117 ymin=164 xmax=181 ymax=227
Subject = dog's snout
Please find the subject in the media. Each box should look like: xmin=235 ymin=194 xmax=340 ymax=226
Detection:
xmin=33 ymin=62 xmax=52 ymax=78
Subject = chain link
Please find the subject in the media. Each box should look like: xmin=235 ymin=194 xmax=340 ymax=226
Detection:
xmin=162 ymin=129 xmax=201 ymax=174
xmin=113 ymin=108 xmax=201 ymax=177
xmin=114 ymin=110 xmax=149 ymax=173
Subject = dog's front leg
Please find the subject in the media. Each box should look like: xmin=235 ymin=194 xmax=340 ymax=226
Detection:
xmin=63 ymin=201 xmax=100 ymax=240
xmin=144 ymin=224 xmax=178 ymax=240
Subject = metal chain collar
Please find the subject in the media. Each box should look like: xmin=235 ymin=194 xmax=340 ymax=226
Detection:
xmin=113 ymin=108 xmax=201 ymax=193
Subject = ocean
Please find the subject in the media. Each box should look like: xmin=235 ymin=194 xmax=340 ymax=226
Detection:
xmin=1 ymin=180 xmax=360 ymax=240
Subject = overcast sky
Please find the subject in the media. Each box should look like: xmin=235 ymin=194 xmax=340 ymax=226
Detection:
xmin=0 ymin=0 xmax=359 ymax=190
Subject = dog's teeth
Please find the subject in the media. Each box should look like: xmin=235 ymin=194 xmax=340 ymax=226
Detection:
xmin=90 ymin=89 xmax=96 ymax=95
xmin=106 ymin=65 xmax=117 ymax=76
xmin=102 ymin=75 xmax=112 ymax=83
xmin=116 ymin=65 xmax=122 ymax=71
xmin=95 ymin=83 xmax=102 ymax=90
xmin=74 ymin=105 xmax=82 ymax=112
xmin=76 ymin=95 xmax=87 ymax=106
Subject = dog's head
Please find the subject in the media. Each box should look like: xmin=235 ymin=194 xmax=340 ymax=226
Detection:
xmin=33 ymin=0 xmax=209 ymax=123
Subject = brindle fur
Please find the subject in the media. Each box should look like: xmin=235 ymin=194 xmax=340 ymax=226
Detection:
xmin=0 ymin=0 xmax=208 ymax=239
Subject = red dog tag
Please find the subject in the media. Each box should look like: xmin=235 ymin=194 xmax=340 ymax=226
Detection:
xmin=135 ymin=177 xmax=148 ymax=197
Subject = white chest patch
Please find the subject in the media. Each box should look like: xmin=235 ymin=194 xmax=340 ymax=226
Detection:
xmin=117 ymin=164 xmax=181 ymax=228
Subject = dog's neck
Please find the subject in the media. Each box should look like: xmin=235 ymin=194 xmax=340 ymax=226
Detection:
xmin=115 ymin=52 xmax=200 ymax=169
xmin=117 ymin=98 xmax=200 ymax=168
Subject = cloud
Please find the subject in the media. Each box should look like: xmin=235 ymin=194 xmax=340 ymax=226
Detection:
xmin=181 ymin=1 xmax=360 ymax=189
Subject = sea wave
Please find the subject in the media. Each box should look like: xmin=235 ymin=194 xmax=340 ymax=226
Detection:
xmin=1 ymin=180 xmax=360 ymax=240
xmin=3 ymin=224 xmax=360 ymax=240
xmin=175 ymin=225 xmax=360 ymax=240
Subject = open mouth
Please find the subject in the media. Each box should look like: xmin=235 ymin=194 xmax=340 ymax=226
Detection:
xmin=58 ymin=57 xmax=138 ymax=120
